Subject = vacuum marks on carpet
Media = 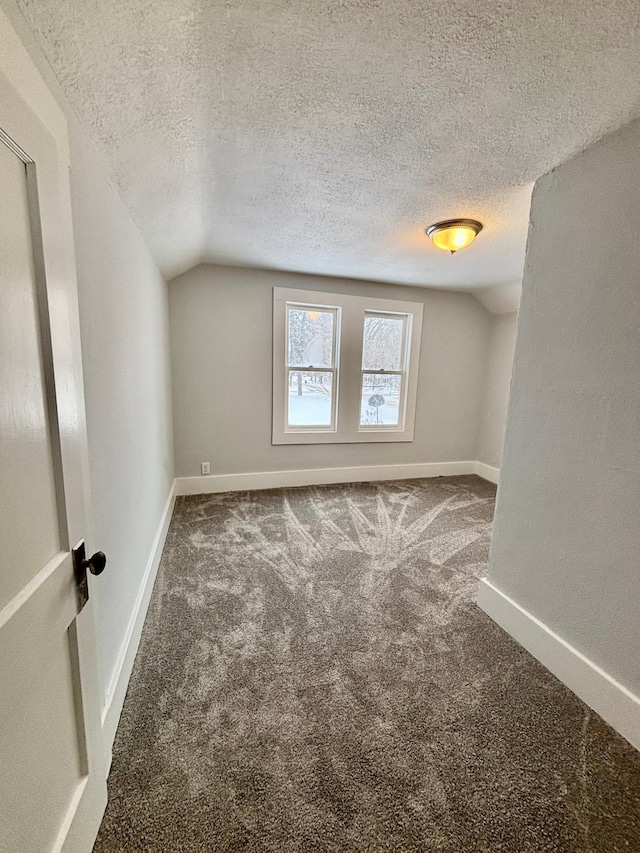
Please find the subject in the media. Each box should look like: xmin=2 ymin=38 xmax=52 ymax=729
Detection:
xmin=94 ymin=477 xmax=640 ymax=852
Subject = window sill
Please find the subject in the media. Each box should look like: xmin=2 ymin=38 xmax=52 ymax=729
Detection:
xmin=272 ymin=429 xmax=414 ymax=445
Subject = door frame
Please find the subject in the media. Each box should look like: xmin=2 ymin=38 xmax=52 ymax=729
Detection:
xmin=0 ymin=7 xmax=108 ymax=850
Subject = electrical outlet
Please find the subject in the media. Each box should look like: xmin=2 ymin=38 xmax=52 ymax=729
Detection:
xmin=201 ymin=462 xmax=211 ymax=475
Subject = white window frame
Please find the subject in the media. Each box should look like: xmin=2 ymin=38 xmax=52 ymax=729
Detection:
xmin=273 ymin=288 xmax=423 ymax=444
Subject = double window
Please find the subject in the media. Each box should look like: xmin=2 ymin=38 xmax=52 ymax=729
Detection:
xmin=273 ymin=288 xmax=423 ymax=444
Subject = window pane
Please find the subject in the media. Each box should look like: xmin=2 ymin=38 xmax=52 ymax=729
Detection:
xmin=288 ymin=307 xmax=335 ymax=367
xmin=288 ymin=371 xmax=333 ymax=426
xmin=362 ymin=314 xmax=404 ymax=370
xmin=360 ymin=373 xmax=401 ymax=426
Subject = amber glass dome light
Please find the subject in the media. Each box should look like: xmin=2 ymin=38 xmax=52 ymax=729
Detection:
xmin=426 ymin=219 xmax=483 ymax=254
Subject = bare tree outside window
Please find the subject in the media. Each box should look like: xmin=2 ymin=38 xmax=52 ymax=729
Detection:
xmin=288 ymin=309 xmax=334 ymax=367
xmin=362 ymin=315 xmax=403 ymax=371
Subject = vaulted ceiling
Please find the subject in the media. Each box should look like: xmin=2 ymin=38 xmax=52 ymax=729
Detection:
xmin=16 ymin=0 xmax=640 ymax=290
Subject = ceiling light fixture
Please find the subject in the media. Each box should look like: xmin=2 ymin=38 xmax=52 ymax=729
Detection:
xmin=426 ymin=218 xmax=483 ymax=254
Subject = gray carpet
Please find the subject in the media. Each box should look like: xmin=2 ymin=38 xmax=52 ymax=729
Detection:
xmin=94 ymin=476 xmax=640 ymax=852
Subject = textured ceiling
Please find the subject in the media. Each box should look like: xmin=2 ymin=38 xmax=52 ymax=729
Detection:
xmin=15 ymin=0 xmax=640 ymax=289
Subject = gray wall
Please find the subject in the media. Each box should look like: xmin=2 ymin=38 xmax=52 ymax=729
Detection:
xmin=477 ymin=312 xmax=518 ymax=469
xmin=69 ymin=121 xmax=174 ymax=701
xmin=3 ymin=0 xmax=175 ymax=704
xmin=487 ymin=118 xmax=640 ymax=696
xmin=169 ymin=265 xmax=491 ymax=477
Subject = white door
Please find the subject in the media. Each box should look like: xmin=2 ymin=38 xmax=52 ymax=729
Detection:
xmin=0 ymin=24 xmax=108 ymax=853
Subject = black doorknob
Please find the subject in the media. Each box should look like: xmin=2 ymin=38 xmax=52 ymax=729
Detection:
xmin=84 ymin=551 xmax=107 ymax=576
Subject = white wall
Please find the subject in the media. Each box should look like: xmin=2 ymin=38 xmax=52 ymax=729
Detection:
xmin=1 ymin=1 xmax=175 ymax=719
xmin=169 ymin=265 xmax=491 ymax=478
xmin=477 ymin=312 xmax=518 ymax=469
xmin=482 ymin=119 xmax=640 ymax=745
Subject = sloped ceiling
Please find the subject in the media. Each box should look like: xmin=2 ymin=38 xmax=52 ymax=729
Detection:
xmin=15 ymin=0 xmax=640 ymax=291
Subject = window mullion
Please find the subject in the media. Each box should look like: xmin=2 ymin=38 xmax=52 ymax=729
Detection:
xmin=336 ymin=305 xmax=364 ymax=432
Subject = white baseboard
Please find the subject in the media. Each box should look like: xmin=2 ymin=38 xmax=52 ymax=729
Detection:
xmin=175 ymin=460 xmax=502 ymax=496
xmin=101 ymin=481 xmax=177 ymax=752
xmin=472 ymin=461 xmax=500 ymax=484
xmin=477 ymin=577 xmax=640 ymax=752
